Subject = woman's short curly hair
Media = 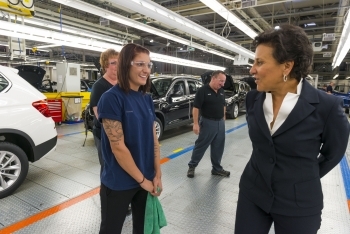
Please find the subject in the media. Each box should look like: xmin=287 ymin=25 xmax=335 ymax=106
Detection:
xmin=253 ymin=24 xmax=313 ymax=81
xmin=99 ymin=49 xmax=119 ymax=74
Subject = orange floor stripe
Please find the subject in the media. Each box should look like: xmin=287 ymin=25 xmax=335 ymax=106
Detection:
xmin=348 ymin=200 xmax=350 ymax=212
xmin=0 ymin=187 xmax=100 ymax=234
xmin=0 ymin=157 xmax=171 ymax=233
xmin=160 ymin=157 xmax=170 ymax=164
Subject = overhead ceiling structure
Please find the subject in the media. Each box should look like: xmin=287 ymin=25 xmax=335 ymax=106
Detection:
xmin=0 ymin=0 xmax=349 ymax=79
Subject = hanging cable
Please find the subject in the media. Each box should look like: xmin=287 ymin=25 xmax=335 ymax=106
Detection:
xmin=59 ymin=4 xmax=65 ymax=59
xmin=13 ymin=15 xmax=22 ymax=56
xmin=220 ymin=17 xmax=231 ymax=39
xmin=344 ymin=7 xmax=349 ymax=24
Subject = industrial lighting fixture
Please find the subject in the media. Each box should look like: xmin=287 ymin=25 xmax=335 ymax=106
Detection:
xmin=346 ymin=76 xmax=350 ymax=80
xmin=274 ymin=26 xmax=280 ymax=30
xmin=304 ymin=22 xmax=316 ymax=27
xmin=199 ymin=0 xmax=258 ymax=39
xmin=150 ymin=39 xmax=154 ymax=43
xmin=1 ymin=21 xmax=225 ymax=71
xmin=4 ymin=16 xmax=126 ymax=45
xmin=332 ymin=10 xmax=350 ymax=68
xmin=36 ymin=44 xmax=61 ymax=49
xmin=51 ymin=0 xmax=236 ymax=61
xmin=109 ymin=0 xmax=255 ymax=59
xmin=333 ymin=74 xmax=339 ymax=79
xmin=150 ymin=53 xmax=225 ymax=71
xmin=166 ymin=42 xmax=170 ymax=47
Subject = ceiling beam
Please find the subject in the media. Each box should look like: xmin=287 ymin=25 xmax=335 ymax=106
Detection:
xmin=34 ymin=7 xmax=140 ymax=40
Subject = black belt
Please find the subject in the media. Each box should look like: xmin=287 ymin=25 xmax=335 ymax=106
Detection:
xmin=202 ymin=116 xmax=223 ymax=121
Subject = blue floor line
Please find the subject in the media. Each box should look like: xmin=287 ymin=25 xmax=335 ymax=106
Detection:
xmin=59 ymin=123 xmax=350 ymax=203
xmin=225 ymin=122 xmax=247 ymax=133
xmin=59 ymin=131 xmax=85 ymax=137
xmin=340 ymin=156 xmax=350 ymax=200
xmin=166 ymin=122 xmax=247 ymax=160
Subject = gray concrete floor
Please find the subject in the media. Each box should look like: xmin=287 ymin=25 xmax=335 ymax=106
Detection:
xmin=0 ymin=114 xmax=349 ymax=234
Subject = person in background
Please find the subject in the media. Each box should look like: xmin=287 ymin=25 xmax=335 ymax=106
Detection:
xmin=187 ymin=70 xmax=230 ymax=178
xmin=234 ymin=24 xmax=349 ymax=234
xmin=90 ymin=48 xmax=118 ymax=173
xmin=322 ymin=83 xmax=327 ymax=91
xmin=98 ymin=43 xmax=162 ymax=234
xmin=326 ymin=81 xmax=334 ymax=94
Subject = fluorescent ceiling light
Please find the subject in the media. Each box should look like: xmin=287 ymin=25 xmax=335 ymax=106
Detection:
xmin=150 ymin=39 xmax=154 ymax=43
xmin=51 ymin=0 xmax=236 ymax=61
xmin=4 ymin=16 xmax=126 ymax=45
xmin=306 ymin=22 xmax=316 ymax=27
xmin=150 ymin=53 xmax=225 ymax=71
xmin=199 ymin=0 xmax=257 ymax=39
xmin=332 ymin=12 xmax=350 ymax=68
xmin=36 ymin=44 xmax=61 ymax=49
xmin=109 ymin=0 xmax=255 ymax=59
xmin=274 ymin=26 xmax=280 ymax=30
xmin=1 ymin=21 xmax=225 ymax=71
xmin=333 ymin=74 xmax=339 ymax=79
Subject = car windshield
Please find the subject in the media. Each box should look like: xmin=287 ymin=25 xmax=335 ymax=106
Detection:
xmin=151 ymin=78 xmax=173 ymax=96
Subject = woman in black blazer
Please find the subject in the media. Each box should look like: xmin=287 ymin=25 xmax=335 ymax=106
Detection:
xmin=234 ymin=24 xmax=350 ymax=234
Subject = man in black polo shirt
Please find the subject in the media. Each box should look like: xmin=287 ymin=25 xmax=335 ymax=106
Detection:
xmin=326 ymin=81 xmax=334 ymax=94
xmin=187 ymin=70 xmax=230 ymax=178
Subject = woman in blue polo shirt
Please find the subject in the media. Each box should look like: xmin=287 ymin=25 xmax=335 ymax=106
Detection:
xmin=97 ymin=43 xmax=162 ymax=234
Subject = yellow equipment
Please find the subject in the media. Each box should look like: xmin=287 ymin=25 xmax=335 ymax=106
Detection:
xmin=0 ymin=0 xmax=35 ymax=17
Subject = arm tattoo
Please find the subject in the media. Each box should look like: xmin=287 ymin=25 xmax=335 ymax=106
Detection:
xmin=103 ymin=119 xmax=123 ymax=144
xmin=153 ymin=123 xmax=160 ymax=157
xmin=154 ymin=142 xmax=160 ymax=157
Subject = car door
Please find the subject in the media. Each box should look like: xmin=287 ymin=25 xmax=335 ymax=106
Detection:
xmin=163 ymin=80 xmax=189 ymax=125
xmin=238 ymin=82 xmax=247 ymax=109
xmin=241 ymin=83 xmax=251 ymax=110
xmin=186 ymin=79 xmax=202 ymax=119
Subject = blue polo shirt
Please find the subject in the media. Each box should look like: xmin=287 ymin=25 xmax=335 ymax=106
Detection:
xmin=97 ymin=85 xmax=156 ymax=190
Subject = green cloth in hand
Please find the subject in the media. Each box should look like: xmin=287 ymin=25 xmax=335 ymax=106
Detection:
xmin=144 ymin=192 xmax=167 ymax=234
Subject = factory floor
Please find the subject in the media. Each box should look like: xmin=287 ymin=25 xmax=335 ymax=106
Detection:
xmin=0 ymin=114 xmax=349 ymax=234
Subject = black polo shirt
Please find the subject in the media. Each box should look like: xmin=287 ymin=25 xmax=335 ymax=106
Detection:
xmin=193 ymin=84 xmax=226 ymax=119
xmin=326 ymin=85 xmax=333 ymax=93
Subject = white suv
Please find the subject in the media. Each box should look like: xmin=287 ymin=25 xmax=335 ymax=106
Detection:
xmin=0 ymin=65 xmax=57 ymax=199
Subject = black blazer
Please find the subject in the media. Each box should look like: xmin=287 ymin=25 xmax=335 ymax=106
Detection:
xmin=239 ymin=80 xmax=350 ymax=216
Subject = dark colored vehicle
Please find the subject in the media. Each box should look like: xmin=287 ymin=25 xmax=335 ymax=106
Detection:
xmin=16 ymin=65 xmax=55 ymax=92
xmin=330 ymin=90 xmax=350 ymax=115
xmin=150 ymin=75 xmax=203 ymax=139
xmin=240 ymin=76 xmax=257 ymax=90
xmin=82 ymin=76 xmax=202 ymax=140
xmin=201 ymin=71 xmax=251 ymax=119
xmin=81 ymin=79 xmax=96 ymax=92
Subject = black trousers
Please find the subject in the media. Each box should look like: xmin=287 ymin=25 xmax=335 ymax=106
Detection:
xmin=188 ymin=117 xmax=225 ymax=171
xmin=234 ymin=192 xmax=322 ymax=234
xmin=99 ymin=183 xmax=148 ymax=234
xmin=93 ymin=134 xmax=103 ymax=176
